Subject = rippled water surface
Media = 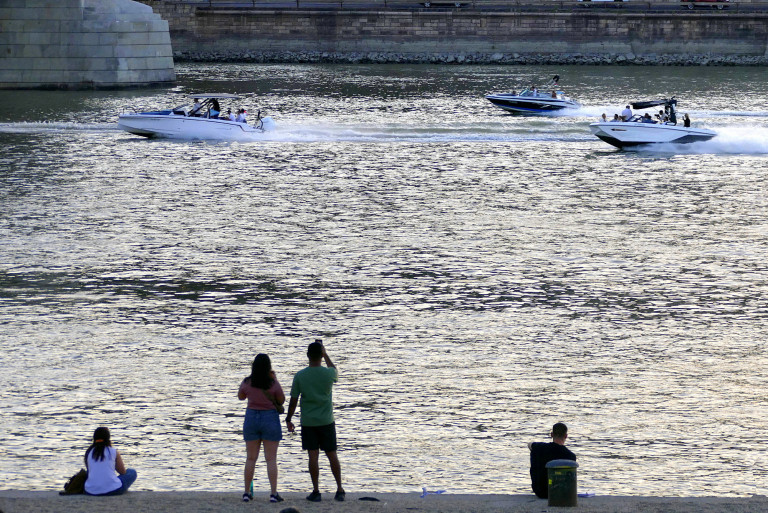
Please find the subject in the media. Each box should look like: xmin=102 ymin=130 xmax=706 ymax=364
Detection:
xmin=1 ymin=64 xmax=767 ymax=496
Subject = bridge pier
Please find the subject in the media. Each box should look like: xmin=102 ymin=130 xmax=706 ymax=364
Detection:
xmin=0 ymin=0 xmax=175 ymax=89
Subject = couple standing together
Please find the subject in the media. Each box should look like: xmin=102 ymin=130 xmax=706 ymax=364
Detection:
xmin=238 ymin=339 xmax=344 ymax=503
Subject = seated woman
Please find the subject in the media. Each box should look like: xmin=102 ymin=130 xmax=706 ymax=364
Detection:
xmin=84 ymin=427 xmax=137 ymax=496
xmin=208 ymin=99 xmax=221 ymax=119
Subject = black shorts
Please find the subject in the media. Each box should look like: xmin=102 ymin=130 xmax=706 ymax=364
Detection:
xmin=301 ymin=423 xmax=338 ymax=452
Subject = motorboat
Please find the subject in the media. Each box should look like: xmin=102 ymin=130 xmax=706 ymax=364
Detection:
xmin=117 ymin=94 xmax=275 ymax=140
xmin=589 ymin=98 xmax=716 ymax=148
xmin=486 ymin=75 xmax=581 ymax=114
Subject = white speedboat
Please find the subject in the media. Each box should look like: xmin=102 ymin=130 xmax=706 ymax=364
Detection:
xmin=589 ymin=98 xmax=716 ymax=148
xmin=486 ymin=75 xmax=581 ymax=114
xmin=117 ymin=94 xmax=274 ymax=140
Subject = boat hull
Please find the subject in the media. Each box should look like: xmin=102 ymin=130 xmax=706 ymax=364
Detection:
xmin=589 ymin=122 xmax=716 ymax=148
xmin=486 ymin=94 xmax=581 ymax=114
xmin=117 ymin=113 xmax=268 ymax=140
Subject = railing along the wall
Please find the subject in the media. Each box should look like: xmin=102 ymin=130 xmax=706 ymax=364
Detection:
xmin=193 ymin=0 xmax=768 ymax=11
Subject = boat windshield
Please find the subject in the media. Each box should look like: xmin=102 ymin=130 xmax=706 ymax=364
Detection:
xmin=172 ymin=104 xmax=191 ymax=115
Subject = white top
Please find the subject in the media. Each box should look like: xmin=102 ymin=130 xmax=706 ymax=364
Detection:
xmin=236 ymin=113 xmax=247 ymax=123
xmin=84 ymin=446 xmax=122 ymax=495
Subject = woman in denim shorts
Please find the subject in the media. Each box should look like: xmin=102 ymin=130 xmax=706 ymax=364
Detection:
xmin=238 ymin=353 xmax=285 ymax=503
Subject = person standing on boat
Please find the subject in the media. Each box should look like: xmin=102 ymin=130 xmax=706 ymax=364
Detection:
xmin=285 ymin=340 xmax=345 ymax=503
xmin=621 ymin=105 xmax=632 ymax=121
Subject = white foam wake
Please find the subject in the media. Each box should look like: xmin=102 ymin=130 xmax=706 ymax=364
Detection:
xmin=0 ymin=121 xmax=115 ymax=133
xmin=629 ymin=125 xmax=768 ymax=154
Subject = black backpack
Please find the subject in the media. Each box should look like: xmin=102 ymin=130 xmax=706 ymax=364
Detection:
xmin=59 ymin=468 xmax=87 ymax=495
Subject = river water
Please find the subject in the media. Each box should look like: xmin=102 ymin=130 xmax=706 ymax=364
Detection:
xmin=1 ymin=64 xmax=767 ymax=497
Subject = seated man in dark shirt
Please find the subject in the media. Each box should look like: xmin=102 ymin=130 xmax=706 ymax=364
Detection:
xmin=528 ymin=422 xmax=576 ymax=498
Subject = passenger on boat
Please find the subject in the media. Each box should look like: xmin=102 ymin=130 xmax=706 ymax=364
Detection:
xmin=236 ymin=109 xmax=247 ymax=124
xmin=189 ymin=99 xmax=203 ymax=117
xmin=601 ymin=113 xmax=608 ymax=122
xmin=209 ymin=99 xmax=221 ymax=119
xmin=683 ymin=113 xmax=691 ymax=127
xmin=611 ymin=114 xmax=621 ymax=122
xmin=621 ymin=105 xmax=632 ymax=121
xmin=227 ymin=109 xmax=236 ymax=121
xmin=551 ymin=90 xmax=558 ymax=99
xmin=642 ymin=113 xmax=656 ymax=123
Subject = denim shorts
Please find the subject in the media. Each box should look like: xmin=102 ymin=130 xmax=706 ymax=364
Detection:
xmin=243 ymin=409 xmax=282 ymax=442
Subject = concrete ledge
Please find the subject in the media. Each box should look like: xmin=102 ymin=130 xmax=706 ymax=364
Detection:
xmin=141 ymin=0 xmax=768 ymax=62
xmin=1 ymin=491 xmax=768 ymax=513
xmin=0 ymin=0 xmax=175 ymax=89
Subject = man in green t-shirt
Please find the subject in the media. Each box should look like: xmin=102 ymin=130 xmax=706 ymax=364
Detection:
xmin=286 ymin=339 xmax=345 ymax=502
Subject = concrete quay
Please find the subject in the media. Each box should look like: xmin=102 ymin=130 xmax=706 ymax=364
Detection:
xmin=141 ymin=0 xmax=768 ymax=65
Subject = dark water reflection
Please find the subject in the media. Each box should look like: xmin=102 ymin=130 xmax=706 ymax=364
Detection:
xmin=0 ymin=64 xmax=767 ymax=496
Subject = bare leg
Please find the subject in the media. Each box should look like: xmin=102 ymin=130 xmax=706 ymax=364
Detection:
xmin=244 ymin=440 xmax=261 ymax=494
xmin=325 ymin=450 xmax=344 ymax=492
xmin=307 ymin=449 xmax=320 ymax=492
xmin=262 ymin=440 xmax=280 ymax=495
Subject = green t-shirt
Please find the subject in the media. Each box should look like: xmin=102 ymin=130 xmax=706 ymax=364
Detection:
xmin=290 ymin=366 xmax=338 ymax=427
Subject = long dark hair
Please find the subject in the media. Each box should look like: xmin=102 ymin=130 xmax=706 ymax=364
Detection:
xmin=84 ymin=426 xmax=112 ymax=465
xmin=248 ymin=353 xmax=273 ymax=390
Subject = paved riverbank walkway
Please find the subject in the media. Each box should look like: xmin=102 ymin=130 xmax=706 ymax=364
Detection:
xmin=1 ymin=491 xmax=766 ymax=513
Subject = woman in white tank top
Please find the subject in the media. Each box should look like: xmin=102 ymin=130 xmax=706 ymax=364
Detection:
xmin=84 ymin=427 xmax=137 ymax=496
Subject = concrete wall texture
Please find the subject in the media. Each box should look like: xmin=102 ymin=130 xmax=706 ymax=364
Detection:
xmin=141 ymin=1 xmax=768 ymax=61
xmin=0 ymin=0 xmax=175 ymax=89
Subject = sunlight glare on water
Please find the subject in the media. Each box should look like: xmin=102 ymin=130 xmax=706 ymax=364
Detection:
xmin=0 ymin=64 xmax=767 ymax=497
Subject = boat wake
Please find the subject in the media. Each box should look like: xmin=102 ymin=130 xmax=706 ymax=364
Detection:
xmin=625 ymin=125 xmax=768 ymax=154
xmin=257 ymin=122 xmax=586 ymax=143
xmin=2 ymin=119 xmax=766 ymax=153
xmin=0 ymin=121 xmax=113 ymax=133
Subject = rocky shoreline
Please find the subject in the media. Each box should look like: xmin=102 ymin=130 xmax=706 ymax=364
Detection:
xmin=174 ymin=50 xmax=768 ymax=66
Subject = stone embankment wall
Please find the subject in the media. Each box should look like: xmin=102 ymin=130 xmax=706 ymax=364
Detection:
xmin=140 ymin=1 xmax=768 ymax=65
xmin=0 ymin=0 xmax=175 ymax=89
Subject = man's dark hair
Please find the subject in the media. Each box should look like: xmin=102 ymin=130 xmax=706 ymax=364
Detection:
xmin=552 ymin=422 xmax=568 ymax=439
xmin=307 ymin=341 xmax=323 ymax=360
